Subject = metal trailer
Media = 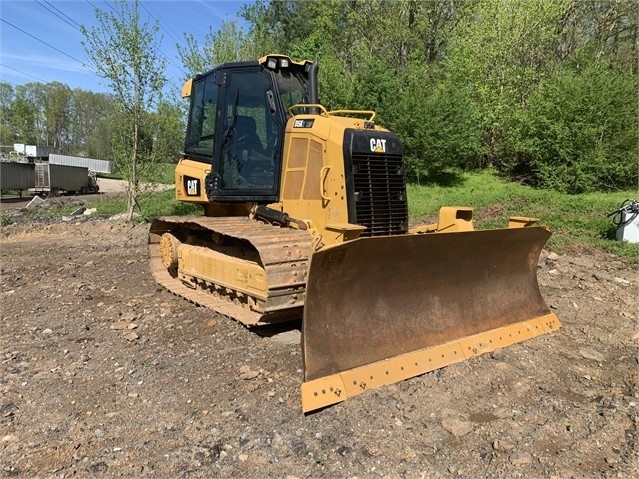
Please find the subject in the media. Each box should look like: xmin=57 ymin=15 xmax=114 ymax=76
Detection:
xmin=0 ymin=162 xmax=36 ymax=197
xmin=13 ymin=144 xmax=55 ymax=158
xmin=31 ymin=164 xmax=96 ymax=196
xmin=48 ymin=154 xmax=113 ymax=174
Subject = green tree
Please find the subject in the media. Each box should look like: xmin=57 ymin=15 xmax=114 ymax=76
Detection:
xmin=13 ymin=83 xmax=48 ymax=145
xmin=43 ymin=82 xmax=72 ymax=151
xmin=10 ymin=86 xmax=38 ymax=145
xmin=240 ymin=0 xmax=299 ymax=56
xmin=70 ymin=89 xmax=116 ymax=157
xmin=177 ymin=20 xmax=252 ymax=77
xmin=448 ymin=0 xmax=570 ymax=169
xmin=152 ymin=99 xmax=184 ymax=163
xmin=397 ymin=65 xmax=485 ymax=182
xmin=176 ymin=0 xmax=638 ymax=192
xmin=81 ymin=0 xmax=167 ymax=221
xmin=240 ymin=0 xmax=357 ymax=108
xmin=512 ymin=63 xmax=637 ymax=193
xmin=0 ymin=83 xmax=14 ymax=147
xmin=576 ymin=0 xmax=637 ymax=73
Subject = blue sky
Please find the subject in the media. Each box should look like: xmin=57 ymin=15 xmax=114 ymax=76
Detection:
xmin=0 ymin=0 xmax=248 ymax=94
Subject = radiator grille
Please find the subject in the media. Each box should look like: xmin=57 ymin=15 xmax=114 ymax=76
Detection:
xmin=351 ymin=153 xmax=408 ymax=236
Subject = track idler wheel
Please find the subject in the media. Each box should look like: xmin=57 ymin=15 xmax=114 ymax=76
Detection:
xmin=159 ymin=233 xmax=181 ymax=269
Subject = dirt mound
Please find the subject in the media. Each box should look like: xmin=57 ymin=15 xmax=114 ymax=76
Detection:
xmin=1 ymin=217 xmax=636 ymax=477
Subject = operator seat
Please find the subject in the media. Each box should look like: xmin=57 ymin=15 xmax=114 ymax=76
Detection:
xmin=235 ymin=115 xmax=264 ymax=157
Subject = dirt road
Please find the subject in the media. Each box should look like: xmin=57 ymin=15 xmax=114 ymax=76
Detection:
xmin=0 ymin=215 xmax=636 ymax=478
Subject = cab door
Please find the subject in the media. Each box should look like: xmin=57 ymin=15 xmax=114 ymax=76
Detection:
xmin=209 ymin=66 xmax=285 ymax=201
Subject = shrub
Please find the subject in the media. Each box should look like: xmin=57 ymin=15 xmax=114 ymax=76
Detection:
xmin=508 ymin=64 xmax=637 ymax=193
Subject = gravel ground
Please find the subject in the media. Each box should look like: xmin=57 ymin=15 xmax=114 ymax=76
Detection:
xmin=0 ymin=209 xmax=637 ymax=478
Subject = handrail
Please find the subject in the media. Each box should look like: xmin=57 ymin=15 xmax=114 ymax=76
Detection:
xmin=328 ymin=110 xmax=376 ymax=121
xmin=288 ymin=104 xmax=329 ymax=117
xmin=287 ymin=105 xmax=377 ymax=123
xmin=320 ymin=166 xmax=331 ymax=201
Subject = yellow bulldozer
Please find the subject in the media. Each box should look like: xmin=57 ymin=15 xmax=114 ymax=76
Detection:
xmin=149 ymin=54 xmax=560 ymax=412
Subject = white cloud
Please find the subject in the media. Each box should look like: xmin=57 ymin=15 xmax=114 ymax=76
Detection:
xmin=1 ymin=52 xmax=94 ymax=76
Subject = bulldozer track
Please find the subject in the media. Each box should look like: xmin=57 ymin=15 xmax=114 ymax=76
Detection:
xmin=149 ymin=216 xmax=315 ymax=326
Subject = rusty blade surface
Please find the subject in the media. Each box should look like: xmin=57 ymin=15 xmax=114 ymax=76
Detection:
xmin=302 ymin=226 xmax=552 ymax=381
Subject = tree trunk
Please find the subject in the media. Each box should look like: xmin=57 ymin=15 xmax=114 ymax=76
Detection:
xmin=126 ymin=118 xmax=139 ymax=222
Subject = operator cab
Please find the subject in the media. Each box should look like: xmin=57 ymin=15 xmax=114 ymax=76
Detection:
xmin=183 ymin=55 xmax=317 ymax=202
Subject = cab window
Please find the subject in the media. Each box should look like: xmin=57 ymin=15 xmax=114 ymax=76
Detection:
xmin=220 ymin=70 xmax=280 ymax=191
xmin=185 ymin=74 xmax=218 ymax=158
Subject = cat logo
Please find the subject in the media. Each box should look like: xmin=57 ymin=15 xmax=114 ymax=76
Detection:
xmin=184 ymin=176 xmax=200 ymax=196
xmin=370 ymin=138 xmax=387 ymax=153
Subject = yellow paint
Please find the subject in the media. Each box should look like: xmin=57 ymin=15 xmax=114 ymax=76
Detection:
xmin=181 ymin=78 xmax=193 ymax=98
xmin=174 ymin=159 xmax=210 ymax=204
xmin=301 ymin=313 xmax=561 ymax=413
xmin=509 ymin=216 xmax=539 ymax=228
xmin=436 ymin=206 xmax=474 ymax=232
xmin=166 ymin=71 xmax=562 ymax=415
xmin=178 ymin=243 xmax=268 ymax=302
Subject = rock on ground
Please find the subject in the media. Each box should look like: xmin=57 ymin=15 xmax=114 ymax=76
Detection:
xmin=0 ymin=218 xmax=637 ymax=478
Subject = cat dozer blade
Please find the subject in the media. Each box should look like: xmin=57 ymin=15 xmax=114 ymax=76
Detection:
xmin=300 ymin=226 xmax=560 ymax=412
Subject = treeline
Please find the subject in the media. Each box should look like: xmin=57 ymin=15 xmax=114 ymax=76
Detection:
xmin=0 ymin=81 xmax=183 ymax=164
xmin=185 ymin=0 xmax=637 ymax=193
xmin=0 ymin=82 xmax=112 ymax=157
xmin=2 ymin=0 xmax=636 ymax=194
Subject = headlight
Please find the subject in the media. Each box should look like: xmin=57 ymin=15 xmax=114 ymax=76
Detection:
xmin=280 ymin=58 xmax=289 ymax=68
xmin=267 ymin=58 xmax=277 ymax=69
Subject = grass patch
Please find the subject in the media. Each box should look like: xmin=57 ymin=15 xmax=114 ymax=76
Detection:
xmin=0 ymin=212 xmax=13 ymax=227
xmin=100 ymin=162 xmax=177 ymax=184
xmin=144 ymin=163 xmax=178 ymax=185
xmin=408 ymin=170 xmax=638 ymax=261
xmin=137 ymin=189 xmax=201 ymax=218
xmin=53 ymin=169 xmax=636 ymax=261
xmin=60 ymin=189 xmax=200 ymax=219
